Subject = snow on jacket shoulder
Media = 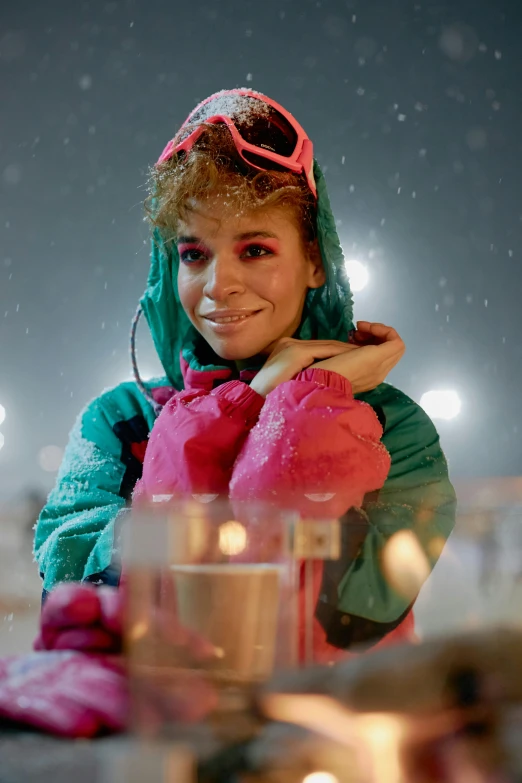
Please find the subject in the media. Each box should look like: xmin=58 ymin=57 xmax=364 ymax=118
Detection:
xmin=33 ymin=381 xmax=159 ymax=593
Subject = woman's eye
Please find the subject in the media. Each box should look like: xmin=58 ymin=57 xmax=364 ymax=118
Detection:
xmin=242 ymin=244 xmax=272 ymax=258
xmin=179 ymin=248 xmax=206 ymax=264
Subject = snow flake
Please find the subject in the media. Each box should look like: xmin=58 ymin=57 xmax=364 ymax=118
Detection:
xmin=3 ymin=164 xmax=21 ymax=185
xmin=78 ymin=74 xmax=92 ymax=90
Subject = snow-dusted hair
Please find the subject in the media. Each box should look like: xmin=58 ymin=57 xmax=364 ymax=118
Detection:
xmin=144 ymin=122 xmax=317 ymax=248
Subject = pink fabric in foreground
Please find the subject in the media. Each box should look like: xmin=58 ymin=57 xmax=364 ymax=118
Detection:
xmin=0 ymin=651 xmax=127 ymax=737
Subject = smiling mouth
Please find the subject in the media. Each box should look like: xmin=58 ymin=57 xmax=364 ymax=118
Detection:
xmin=202 ymin=311 xmax=260 ymax=324
xmin=201 ymin=310 xmax=262 ymax=332
xmin=207 ymin=314 xmax=253 ymax=324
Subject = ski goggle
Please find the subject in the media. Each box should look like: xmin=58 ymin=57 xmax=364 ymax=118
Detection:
xmin=157 ymin=88 xmax=317 ymax=199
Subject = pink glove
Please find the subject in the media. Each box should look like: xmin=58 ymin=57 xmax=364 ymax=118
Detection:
xmin=30 ymin=580 xmax=218 ymax=733
xmin=34 ymin=583 xmax=122 ymax=653
xmin=0 ymin=651 xmax=127 ymax=737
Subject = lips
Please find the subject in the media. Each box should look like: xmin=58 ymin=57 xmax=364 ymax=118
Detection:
xmin=205 ymin=313 xmax=255 ymax=323
xmin=200 ymin=310 xmax=261 ymax=332
xmin=201 ymin=310 xmax=260 ymax=322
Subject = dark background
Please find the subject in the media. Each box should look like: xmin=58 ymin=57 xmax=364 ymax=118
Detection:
xmin=1 ymin=0 xmax=521 ymax=503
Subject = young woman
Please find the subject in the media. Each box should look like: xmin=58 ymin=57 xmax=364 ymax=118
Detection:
xmin=34 ymin=89 xmax=456 ymax=660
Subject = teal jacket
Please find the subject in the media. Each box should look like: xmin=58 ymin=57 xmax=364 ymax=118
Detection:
xmin=34 ymin=163 xmax=456 ymax=646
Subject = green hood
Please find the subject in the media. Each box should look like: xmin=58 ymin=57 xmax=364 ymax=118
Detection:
xmin=140 ymin=161 xmax=354 ymax=389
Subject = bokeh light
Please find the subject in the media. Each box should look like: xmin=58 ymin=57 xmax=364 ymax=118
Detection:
xmin=420 ymin=390 xmax=462 ymax=421
xmin=344 ymin=259 xmax=369 ymax=292
xmin=302 ymin=774 xmax=339 ymax=783
xmin=0 ymin=432 xmax=4 ymax=452
xmin=356 ymin=714 xmax=404 ymax=783
xmin=38 ymin=445 xmax=64 ymax=472
xmin=382 ymin=530 xmax=431 ymax=601
xmin=219 ymin=520 xmax=247 ymax=556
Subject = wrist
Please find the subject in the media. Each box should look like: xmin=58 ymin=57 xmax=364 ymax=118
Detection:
xmin=297 ymin=367 xmax=354 ymax=396
xmin=212 ymin=380 xmax=265 ymax=423
xmin=249 ymin=375 xmax=269 ymax=398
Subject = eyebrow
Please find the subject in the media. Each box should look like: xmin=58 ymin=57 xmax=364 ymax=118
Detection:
xmin=233 ymin=230 xmax=279 ymax=241
xmin=177 ymin=230 xmax=278 ymax=244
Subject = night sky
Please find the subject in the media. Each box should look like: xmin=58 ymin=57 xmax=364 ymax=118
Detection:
xmin=1 ymin=0 xmax=521 ymax=504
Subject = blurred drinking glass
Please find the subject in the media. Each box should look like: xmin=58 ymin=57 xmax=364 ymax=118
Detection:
xmin=124 ymin=498 xmax=298 ymax=740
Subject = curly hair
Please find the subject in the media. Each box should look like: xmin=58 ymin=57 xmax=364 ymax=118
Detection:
xmin=144 ymin=122 xmax=317 ymax=250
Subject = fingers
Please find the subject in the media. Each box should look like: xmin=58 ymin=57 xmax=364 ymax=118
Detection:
xmin=41 ymin=583 xmax=101 ymax=629
xmin=356 ymin=322 xmax=402 ymax=340
xmin=52 ymin=627 xmax=118 ymax=652
xmin=37 ymin=584 xmax=125 ymax=653
xmin=376 ymin=337 xmax=405 ymax=362
xmin=273 ymin=337 xmax=353 ymax=350
xmin=355 ymin=322 xmax=405 ymax=359
xmin=267 ymin=339 xmax=356 ymax=371
xmin=152 ymin=607 xmax=217 ymax=662
xmin=305 ymin=343 xmax=357 ymax=361
xmin=369 ymin=345 xmax=404 ymax=385
xmin=272 ymin=330 xmax=402 ymax=352
xmin=289 ymin=339 xmax=358 ymax=358
xmin=98 ymin=586 xmax=123 ymax=636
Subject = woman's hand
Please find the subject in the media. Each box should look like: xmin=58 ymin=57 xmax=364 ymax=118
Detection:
xmin=35 ymin=580 xmax=218 ymax=724
xmin=250 ymin=337 xmax=356 ymax=398
xmin=313 ymin=321 xmax=405 ymax=394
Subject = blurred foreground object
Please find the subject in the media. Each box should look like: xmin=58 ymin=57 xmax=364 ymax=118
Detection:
xmin=124 ymin=499 xmax=298 ymax=740
xmin=124 ymin=496 xmax=418 ymax=743
xmin=256 ymin=626 xmax=522 ymax=782
xmin=99 ymin=740 xmax=195 ymax=783
xmin=34 ymin=583 xmax=122 ymax=653
xmin=414 ymin=476 xmax=522 ymax=638
xmin=123 ymin=496 xmax=522 ymax=781
xmin=0 ymin=651 xmax=127 ymax=737
xmin=3 ymin=628 xmax=522 ymax=781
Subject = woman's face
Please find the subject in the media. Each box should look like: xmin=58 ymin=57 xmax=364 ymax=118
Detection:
xmin=176 ymin=199 xmax=325 ymax=361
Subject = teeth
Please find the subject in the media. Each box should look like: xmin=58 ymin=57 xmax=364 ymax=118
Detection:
xmin=212 ymin=314 xmax=251 ymax=323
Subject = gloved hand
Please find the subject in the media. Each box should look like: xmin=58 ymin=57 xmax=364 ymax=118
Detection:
xmin=28 ymin=579 xmax=218 ymax=735
xmin=34 ymin=582 xmax=122 ymax=653
xmin=0 ymin=651 xmax=127 ymax=737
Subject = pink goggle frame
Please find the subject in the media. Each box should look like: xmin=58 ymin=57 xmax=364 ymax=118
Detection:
xmin=157 ymin=88 xmax=317 ymax=199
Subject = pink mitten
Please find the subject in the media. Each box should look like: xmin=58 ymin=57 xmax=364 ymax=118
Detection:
xmin=24 ymin=579 xmax=220 ymax=736
xmin=98 ymin=585 xmax=123 ymax=636
xmin=41 ymin=583 xmax=101 ymax=627
xmin=34 ymin=583 xmax=122 ymax=653
xmin=0 ymin=651 xmax=127 ymax=737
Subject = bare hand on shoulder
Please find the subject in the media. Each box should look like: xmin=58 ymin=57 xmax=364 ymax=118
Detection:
xmin=313 ymin=321 xmax=405 ymax=394
xmin=250 ymin=337 xmax=357 ymax=398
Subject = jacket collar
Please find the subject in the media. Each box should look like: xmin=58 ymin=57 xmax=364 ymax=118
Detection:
xmin=180 ymin=353 xmax=234 ymax=391
xmin=149 ymin=350 xmax=261 ymax=409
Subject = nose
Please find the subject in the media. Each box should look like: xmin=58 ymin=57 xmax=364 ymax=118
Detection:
xmin=202 ymin=254 xmax=246 ymax=301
